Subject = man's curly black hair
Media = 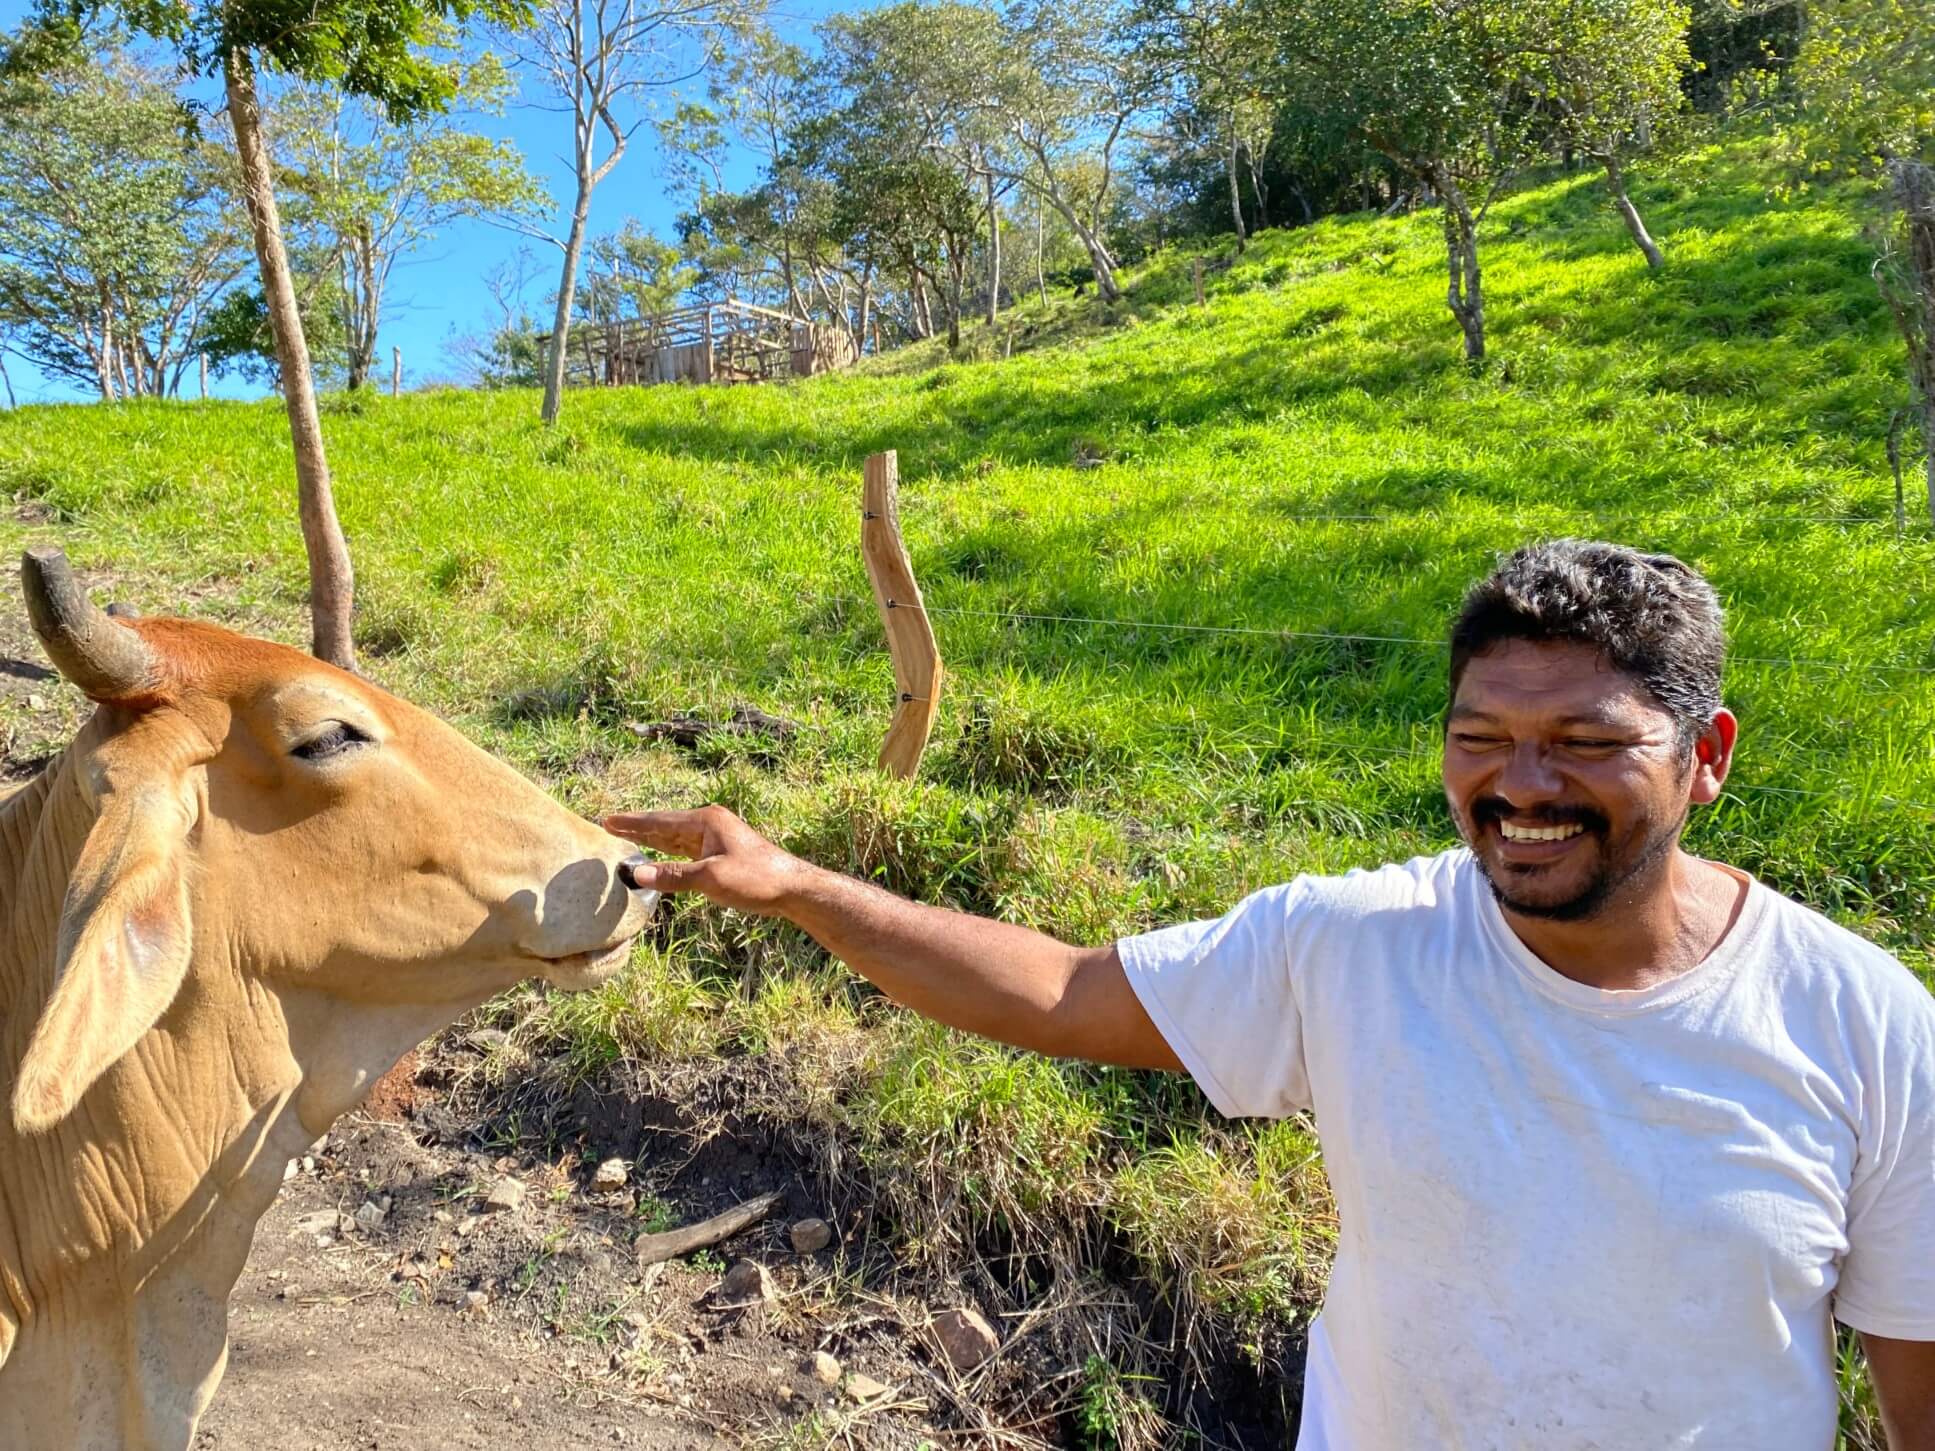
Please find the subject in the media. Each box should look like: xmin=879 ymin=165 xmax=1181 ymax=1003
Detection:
xmin=1449 ymin=540 xmax=1726 ymax=752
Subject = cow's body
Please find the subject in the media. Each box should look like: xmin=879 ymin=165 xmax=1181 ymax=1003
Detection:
xmin=0 ymin=554 xmax=657 ymax=1449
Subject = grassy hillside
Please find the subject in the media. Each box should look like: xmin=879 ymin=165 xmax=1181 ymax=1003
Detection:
xmin=2 ymin=138 xmax=1928 ymax=1444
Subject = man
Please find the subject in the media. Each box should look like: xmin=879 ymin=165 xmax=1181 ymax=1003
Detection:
xmin=607 ymin=540 xmax=1935 ymax=1449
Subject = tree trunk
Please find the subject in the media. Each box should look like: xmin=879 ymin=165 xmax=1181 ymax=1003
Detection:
xmin=226 ymin=49 xmax=356 ymax=669
xmin=344 ymin=222 xmax=380 ymax=389
xmin=945 ymin=244 xmax=963 ymax=351
xmin=983 ymin=166 xmax=1000 ymax=326
xmin=1247 ymin=147 xmax=1269 ymax=229
xmin=1438 ymin=175 xmax=1485 ymax=363
xmin=1883 ymin=160 xmax=1935 ymax=520
xmin=1605 ymin=156 xmax=1663 ymax=270
xmin=1035 ymin=196 xmax=1048 ymax=307
xmin=1227 ymin=128 xmax=1247 ymax=251
xmin=910 ymin=269 xmax=931 ymax=339
xmin=541 ymin=177 xmax=593 ymax=425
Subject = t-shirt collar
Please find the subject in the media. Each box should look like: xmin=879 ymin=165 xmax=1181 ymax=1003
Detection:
xmin=1470 ymin=852 xmax=1770 ymax=1015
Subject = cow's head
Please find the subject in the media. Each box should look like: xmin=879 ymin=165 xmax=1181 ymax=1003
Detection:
xmin=10 ymin=548 xmax=659 ymax=1135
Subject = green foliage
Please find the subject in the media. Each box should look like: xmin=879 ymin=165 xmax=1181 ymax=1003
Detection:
xmin=1789 ymin=0 xmax=1933 ymax=173
xmin=0 ymin=35 xmax=247 ymax=398
xmin=194 ymin=275 xmax=350 ymax=389
xmin=79 ymin=0 xmax=532 ymax=123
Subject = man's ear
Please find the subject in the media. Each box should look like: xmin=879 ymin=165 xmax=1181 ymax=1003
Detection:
xmin=11 ymin=773 xmax=197 ymax=1135
xmin=1688 ymin=709 xmax=1738 ymax=806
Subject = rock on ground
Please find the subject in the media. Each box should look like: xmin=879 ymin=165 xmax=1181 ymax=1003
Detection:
xmin=931 ymin=1307 xmax=1000 ymax=1372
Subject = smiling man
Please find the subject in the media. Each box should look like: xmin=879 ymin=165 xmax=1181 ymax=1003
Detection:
xmin=607 ymin=540 xmax=1935 ymax=1450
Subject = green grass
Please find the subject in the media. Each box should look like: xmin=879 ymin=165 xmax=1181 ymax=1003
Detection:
xmin=2 ymin=135 xmax=1928 ymax=1441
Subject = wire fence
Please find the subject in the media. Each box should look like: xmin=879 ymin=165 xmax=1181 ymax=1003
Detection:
xmin=607 ymin=590 xmax=1935 ymax=817
xmin=918 ymin=602 xmax=1935 ymax=677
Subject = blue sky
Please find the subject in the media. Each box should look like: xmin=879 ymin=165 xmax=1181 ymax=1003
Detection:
xmin=0 ymin=0 xmax=874 ymax=404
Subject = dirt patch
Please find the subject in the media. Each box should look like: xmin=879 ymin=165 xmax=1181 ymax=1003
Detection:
xmin=359 ymin=1051 xmax=420 ymax=1123
xmin=199 ymin=1042 xmax=1007 ymax=1449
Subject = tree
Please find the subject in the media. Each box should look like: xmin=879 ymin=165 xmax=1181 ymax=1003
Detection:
xmin=0 ymin=37 xmax=249 ymax=399
xmin=194 ymin=264 xmax=351 ymax=392
xmin=996 ymin=0 xmax=1164 ymax=305
xmin=800 ymin=4 xmax=1006 ymax=345
xmin=275 ymin=48 xmax=545 ymax=390
xmin=581 ymin=222 xmax=698 ymax=322
xmin=1142 ymin=0 xmax=1278 ymax=250
xmin=656 ymin=31 xmax=824 ymax=317
xmin=506 ymin=0 xmax=764 ymax=426
xmin=443 ymin=246 xmax=546 ymax=386
xmin=1268 ymin=0 xmax=1547 ymax=361
xmin=1789 ymin=0 xmax=1935 ymax=517
xmin=13 ymin=0 xmax=527 ymax=670
xmin=1526 ymin=0 xmax=1691 ymax=269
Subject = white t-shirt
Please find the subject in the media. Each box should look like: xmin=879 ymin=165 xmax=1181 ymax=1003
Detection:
xmin=1118 ymin=849 xmax=1935 ymax=1451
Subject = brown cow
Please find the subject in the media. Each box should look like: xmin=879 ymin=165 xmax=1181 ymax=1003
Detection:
xmin=0 ymin=548 xmax=659 ymax=1449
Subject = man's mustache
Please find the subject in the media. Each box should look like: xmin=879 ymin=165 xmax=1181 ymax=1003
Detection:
xmin=1470 ymin=798 xmax=1610 ymax=835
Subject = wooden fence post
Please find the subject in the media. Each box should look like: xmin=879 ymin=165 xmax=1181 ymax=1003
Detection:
xmin=391 ymin=346 xmax=401 ymax=398
xmin=198 ymin=352 xmax=208 ymax=399
xmin=862 ymin=450 xmax=942 ymax=779
xmin=1193 ymin=257 xmax=1205 ymax=308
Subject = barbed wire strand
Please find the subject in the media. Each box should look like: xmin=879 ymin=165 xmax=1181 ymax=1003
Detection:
xmin=918 ymin=602 xmax=1935 ymax=677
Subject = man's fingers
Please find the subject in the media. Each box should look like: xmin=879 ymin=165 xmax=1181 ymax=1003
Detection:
xmin=623 ymin=856 xmax=718 ymax=895
xmin=603 ymin=809 xmax=710 ymax=858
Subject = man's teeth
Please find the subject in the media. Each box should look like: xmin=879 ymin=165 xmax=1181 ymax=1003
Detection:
xmin=1497 ymin=820 xmax=1584 ymax=842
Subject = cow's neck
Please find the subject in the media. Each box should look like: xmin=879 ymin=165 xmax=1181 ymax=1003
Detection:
xmin=0 ymin=740 xmax=484 ymax=1448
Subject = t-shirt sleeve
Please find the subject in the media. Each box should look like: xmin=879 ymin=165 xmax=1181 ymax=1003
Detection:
xmin=1117 ymin=881 xmax=1309 ymax=1119
xmin=1835 ymin=983 xmax=1935 ymax=1340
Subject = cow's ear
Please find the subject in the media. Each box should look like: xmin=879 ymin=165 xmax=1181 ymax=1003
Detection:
xmin=11 ymin=773 xmax=196 ymax=1135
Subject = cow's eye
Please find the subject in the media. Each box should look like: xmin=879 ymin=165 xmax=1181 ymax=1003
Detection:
xmin=291 ymin=722 xmax=372 ymax=762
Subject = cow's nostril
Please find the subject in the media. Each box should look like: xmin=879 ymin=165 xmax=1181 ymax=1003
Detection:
xmin=618 ymin=855 xmax=648 ymax=892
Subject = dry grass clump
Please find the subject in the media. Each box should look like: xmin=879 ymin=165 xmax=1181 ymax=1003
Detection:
xmin=1111 ymin=1121 xmax=1336 ymax=1357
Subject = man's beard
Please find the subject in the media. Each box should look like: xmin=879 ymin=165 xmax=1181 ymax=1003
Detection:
xmin=1463 ymin=797 xmax=1685 ymax=923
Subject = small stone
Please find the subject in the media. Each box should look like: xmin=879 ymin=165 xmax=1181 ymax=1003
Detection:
xmin=432 ymin=1209 xmax=453 ymax=1224
xmin=294 ymin=1209 xmax=336 ymax=1234
xmin=283 ymin=1159 xmax=299 ymax=1183
xmin=26 ymin=694 xmax=46 ymax=710
xmin=788 ymin=1217 xmax=833 ymax=1254
xmin=482 ymin=1176 xmax=525 ymax=1213
xmin=717 ymin=1259 xmax=775 ymax=1306
xmin=464 ymin=1289 xmax=489 ymax=1313
xmin=353 ymin=1200 xmax=387 ymax=1233
xmin=773 ymin=1383 xmax=794 ymax=1405
xmin=931 ymin=1307 xmax=1000 ymax=1372
xmin=301 ymin=1156 xmax=317 ymax=1175
xmin=845 ymin=1372 xmax=889 ymax=1403
xmin=592 ymin=1158 xmax=629 ymax=1191
xmin=457 ymin=1215 xmax=480 ymax=1237
xmin=808 ymin=1350 xmax=842 ymax=1385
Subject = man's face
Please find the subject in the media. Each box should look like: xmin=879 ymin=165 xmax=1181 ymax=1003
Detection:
xmin=1442 ymin=639 xmax=1730 ymax=922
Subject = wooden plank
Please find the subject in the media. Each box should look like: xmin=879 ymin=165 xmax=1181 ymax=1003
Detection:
xmin=862 ymin=451 xmax=943 ymax=778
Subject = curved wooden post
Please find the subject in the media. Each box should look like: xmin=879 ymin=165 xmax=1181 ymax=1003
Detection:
xmin=862 ymin=451 xmax=942 ymax=778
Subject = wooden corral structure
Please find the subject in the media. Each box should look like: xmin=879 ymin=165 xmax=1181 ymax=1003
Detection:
xmin=558 ymin=299 xmax=858 ymax=388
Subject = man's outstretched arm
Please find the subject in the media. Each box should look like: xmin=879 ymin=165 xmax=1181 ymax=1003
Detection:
xmin=604 ymin=805 xmax=1183 ymax=1072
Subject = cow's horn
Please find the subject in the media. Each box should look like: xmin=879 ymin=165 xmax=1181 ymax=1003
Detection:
xmin=21 ymin=548 xmax=155 ymax=699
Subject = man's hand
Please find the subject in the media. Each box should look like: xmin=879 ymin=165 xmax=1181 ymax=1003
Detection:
xmin=601 ymin=804 xmax=1181 ymax=1073
xmin=603 ymin=806 xmax=808 ymax=916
